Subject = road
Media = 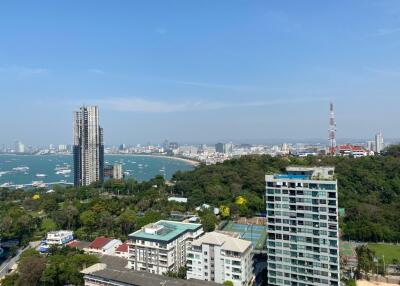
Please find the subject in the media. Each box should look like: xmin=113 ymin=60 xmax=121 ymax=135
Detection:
xmin=0 ymin=241 xmax=39 ymax=278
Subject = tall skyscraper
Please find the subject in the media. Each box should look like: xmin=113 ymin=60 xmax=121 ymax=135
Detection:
xmin=265 ymin=167 xmax=340 ymax=286
xmin=73 ymin=106 xmax=104 ymax=187
xmin=374 ymin=132 xmax=384 ymax=154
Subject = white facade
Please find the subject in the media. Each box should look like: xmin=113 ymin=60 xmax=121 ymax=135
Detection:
xmin=375 ymin=132 xmax=384 ymax=154
xmin=46 ymin=230 xmax=74 ymax=245
xmin=265 ymin=167 xmax=340 ymax=286
xmin=85 ymin=239 xmax=122 ymax=255
xmin=127 ymin=221 xmax=203 ymax=275
xmin=186 ymin=232 xmax=254 ymax=286
xmin=15 ymin=140 xmax=25 ymax=153
xmin=112 ymin=163 xmax=123 ymax=180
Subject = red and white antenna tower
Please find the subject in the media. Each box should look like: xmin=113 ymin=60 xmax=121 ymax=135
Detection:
xmin=329 ymin=102 xmax=337 ymax=154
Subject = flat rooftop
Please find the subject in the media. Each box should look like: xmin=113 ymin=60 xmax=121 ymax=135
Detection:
xmin=268 ymin=166 xmax=335 ymax=181
xmin=83 ymin=255 xmax=219 ymax=286
xmin=128 ymin=220 xmax=202 ymax=243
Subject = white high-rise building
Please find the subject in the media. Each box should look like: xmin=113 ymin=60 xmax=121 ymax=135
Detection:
xmin=58 ymin=144 xmax=67 ymax=152
xmin=375 ymin=132 xmax=384 ymax=154
xmin=186 ymin=232 xmax=254 ymax=286
xmin=265 ymin=167 xmax=340 ymax=286
xmin=15 ymin=140 xmax=25 ymax=153
xmin=73 ymin=106 xmax=104 ymax=187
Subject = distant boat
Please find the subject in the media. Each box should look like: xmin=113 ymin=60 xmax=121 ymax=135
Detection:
xmin=0 ymin=171 xmax=8 ymax=177
xmin=0 ymin=182 xmax=12 ymax=188
xmin=32 ymin=181 xmax=46 ymax=188
xmin=55 ymin=169 xmax=71 ymax=175
xmin=36 ymin=174 xmax=47 ymax=178
xmin=12 ymin=166 xmax=29 ymax=172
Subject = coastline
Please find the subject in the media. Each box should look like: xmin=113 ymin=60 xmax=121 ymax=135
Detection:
xmin=107 ymin=153 xmax=200 ymax=166
xmin=0 ymin=153 xmax=199 ymax=166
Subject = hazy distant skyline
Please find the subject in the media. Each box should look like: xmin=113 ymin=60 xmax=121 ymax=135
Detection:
xmin=1 ymin=1 xmax=400 ymax=145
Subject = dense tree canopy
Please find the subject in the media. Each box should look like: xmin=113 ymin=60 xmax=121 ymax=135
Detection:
xmin=172 ymin=151 xmax=400 ymax=242
xmin=1 ymin=148 xmax=400 ymax=249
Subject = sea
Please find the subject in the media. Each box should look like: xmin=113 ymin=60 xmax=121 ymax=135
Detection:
xmin=0 ymin=154 xmax=195 ymax=186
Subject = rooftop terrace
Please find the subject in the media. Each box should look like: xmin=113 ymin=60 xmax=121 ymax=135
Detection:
xmin=268 ymin=166 xmax=336 ymax=181
xmin=129 ymin=220 xmax=202 ymax=243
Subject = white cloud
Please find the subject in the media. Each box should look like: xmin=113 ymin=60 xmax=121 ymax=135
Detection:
xmin=88 ymin=68 xmax=105 ymax=74
xmin=92 ymin=96 xmax=329 ymax=113
xmin=0 ymin=66 xmax=49 ymax=78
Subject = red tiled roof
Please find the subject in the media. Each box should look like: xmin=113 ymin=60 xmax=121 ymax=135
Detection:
xmin=67 ymin=240 xmax=80 ymax=248
xmin=337 ymin=145 xmax=367 ymax=152
xmin=116 ymin=243 xmax=128 ymax=253
xmin=89 ymin=236 xmax=112 ymax=249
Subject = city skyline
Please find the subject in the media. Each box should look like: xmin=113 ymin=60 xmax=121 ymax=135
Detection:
xmin=1 ymin=1 xmax=400 ymax=145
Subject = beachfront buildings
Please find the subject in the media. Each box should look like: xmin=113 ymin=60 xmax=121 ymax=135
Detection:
xmin=127 ymin=220 xmax=203 ymax=275
xmin=265 ymin=167 xmax=340 ymax=286
xmin=186 ymin=231 xmax=254 ymax=286
xmin=73 ymin=106 xmax=104 ymax=187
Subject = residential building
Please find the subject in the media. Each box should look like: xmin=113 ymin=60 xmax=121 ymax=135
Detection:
xmin=265 ymin=167 xmax=340 ymax=286
xmin=81 ymin=260 xmax=220 ymax=286
xmin=14 ymin=140 xmax=25 ymax=153
xmin=58 ymin=144 xmax=67 ymax=152
xmin=104 ymin=163 xmax=123 ymax=180
xmin=73 ymin=106 xmax=104 ymax=187
xmin=84 ymin=237 xmax=122 ymax=256
xmin=46 ymin=230 xmax=74 ymax=245
xmin=336 ymin=145 xmax=369 ymax=157
xmin=67 ymin=240 xmax=91 ymax=251
xmin=127 ymin=220 xmax=203 ymax=275
xmin=186 ymin=231 xmax=254 ymax=286
xmin=375 ymin=132 xmax=384 ymax=154
xmin=115 ymin=243 xmax=129 ymax=259
xmin=168 ymin=197 xmax=188 ymax=203
xmin=215 ymin=143 xmax=224 ymax=154
xmin=367 ymin=140 xmax=375 ymax=152
xmin=215 ymin=142 xmax=233 ymax=154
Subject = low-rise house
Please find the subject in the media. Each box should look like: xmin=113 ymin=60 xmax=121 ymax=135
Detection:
xmin=66 ymin=240 xmax=91 ymax=251
xmin=46 ymin=230 xmax=74 ymax=245
xmin=115 ymin=243 xmax=129 ymax=259
xmin=168 ymin=197 xmax=188 ymax=203
xmin=84 ymin=237 xmax=122 ymax=256
xmin=127 ymin=220 xmax=203 ymax=275
xmin=186 ymin=231 xmax=254 ymax=286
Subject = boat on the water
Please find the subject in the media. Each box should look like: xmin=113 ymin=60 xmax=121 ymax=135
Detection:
xmin=55 ymin=169 xmax=71 ymax=175
xmin=0 ymin=182 xmax=12 ymax=188
xmin=32 ymin=181 xmax=47 ymax=188
xmin=12 ymin=166 xmax=30 ymax=172
xmin=36 ymin=174 xmax=47 ymax=178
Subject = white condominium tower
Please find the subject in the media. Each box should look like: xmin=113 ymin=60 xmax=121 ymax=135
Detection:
xmin=374 ymin=132 xmax=384 ymax=154
xmin=73 ymin=106 xmax=104 ymax=187
xmin=265 ymin=167 xmax=340 ymax=286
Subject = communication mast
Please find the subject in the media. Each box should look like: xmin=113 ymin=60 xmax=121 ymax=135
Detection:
xmin=329 ymin=102 xmax=337 ymax=155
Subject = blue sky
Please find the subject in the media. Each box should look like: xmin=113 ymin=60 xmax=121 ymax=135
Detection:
xmin=0 ymin=0 xmax=400 ymax=146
